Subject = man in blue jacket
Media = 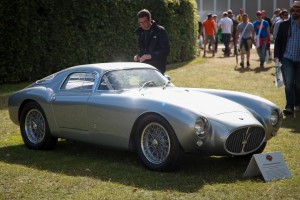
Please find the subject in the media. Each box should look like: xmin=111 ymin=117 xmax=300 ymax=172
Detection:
xmin=134 ymin=9 xmax=170 ymax=74
xmin=274 ymin=1 xmax=300 ymax=115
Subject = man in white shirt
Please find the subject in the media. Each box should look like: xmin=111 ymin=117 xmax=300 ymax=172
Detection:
xmin=219 ymin=12 xmax=233 ymax=57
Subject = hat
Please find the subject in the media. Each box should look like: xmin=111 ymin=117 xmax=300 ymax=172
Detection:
xmin=243 ymin=13 xmax=248 ymax=16
xmin=212 ymin=14 xmax=217 ymax=17
xmin=291 ymin=1 xmax=300 ymax=7
xmin=227 ymin=10 xmax=232 ymax=14
xmin=280 ymin=9 xmax=288 ymax=15
xmin=207 ymin=13 xmax=212 ymax=17
xmin=256 ymin=11 xmax=262 ymax=15
xmin=274 ymin=8 xmax=281 ymax=14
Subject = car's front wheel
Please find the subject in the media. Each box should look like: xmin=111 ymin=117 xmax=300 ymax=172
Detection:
xmin=20 ymin=102 xmax=57 ymax=150
xmin=135 ymin=114 xmax=183 ymax=171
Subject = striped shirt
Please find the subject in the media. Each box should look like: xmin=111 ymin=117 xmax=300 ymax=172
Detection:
xmin=283 ymin=19 xmax=300 ymax=62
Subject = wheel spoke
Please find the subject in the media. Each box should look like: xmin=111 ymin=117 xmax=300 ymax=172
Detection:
xmin=141 ymin=122 xmax=171 ymax=164
xmin=25 ymin=109 xmax=45 ymax=144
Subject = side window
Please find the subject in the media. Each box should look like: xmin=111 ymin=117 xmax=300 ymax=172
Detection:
xmin=61 ymin=72 xmax=96 ymax=91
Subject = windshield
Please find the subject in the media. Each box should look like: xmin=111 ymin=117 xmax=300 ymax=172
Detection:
xmin=98 ymin=68 xmax=173 ymax=90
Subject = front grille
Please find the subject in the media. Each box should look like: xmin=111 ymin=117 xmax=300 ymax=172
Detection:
xmin=225 ymin=126 xmax=265 ymax=155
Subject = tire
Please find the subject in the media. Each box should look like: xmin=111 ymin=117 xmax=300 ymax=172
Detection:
xmin=20 ymin=102 xmax=57 ymax=150
xmin=135 ymin=114 xmax=183 ymax=171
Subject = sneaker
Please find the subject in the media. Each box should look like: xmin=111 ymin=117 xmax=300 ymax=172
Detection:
xmin=283 ymin=108 xmax=294 ymax=116
xmin=294 ymin=106 xmax=300 ymax=111
xmin=247 ymin=61 xmax=250 ymax=67
xmin=240 ymin=61 xmax=244 ymax=68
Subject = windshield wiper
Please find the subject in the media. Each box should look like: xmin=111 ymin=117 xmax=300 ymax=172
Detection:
xmin=139 ymin=80 xmax=155 ymax=91
xmin=162 ymin=81 xmax=171 ymax=90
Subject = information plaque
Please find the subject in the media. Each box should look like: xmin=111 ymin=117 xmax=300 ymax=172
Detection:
xmin=244 ymin=151 xmax=291 ymax=182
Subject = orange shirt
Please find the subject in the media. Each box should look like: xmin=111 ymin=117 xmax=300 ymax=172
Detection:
xmin=202 ymin=19 xmax=215 ymax=35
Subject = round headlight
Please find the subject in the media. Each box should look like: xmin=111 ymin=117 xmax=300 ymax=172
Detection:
xmin=195 ymin=117 xmax=208 ymax=137
xmin=270 ymin=110 xmax=279 ymax=126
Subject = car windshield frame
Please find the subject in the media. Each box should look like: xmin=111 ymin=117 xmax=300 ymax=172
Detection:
xmin=98 ymin=68 xmax=171 ymax=91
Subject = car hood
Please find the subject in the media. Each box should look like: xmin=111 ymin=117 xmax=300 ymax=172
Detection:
xmin=130 ymin=87 xmax=250 ymax=116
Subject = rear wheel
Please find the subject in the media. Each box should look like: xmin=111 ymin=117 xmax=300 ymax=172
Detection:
xmin=135 ymin=114 xmax=183 ymax=171
xmin=20 ymin=102 xmax=57 ymax=150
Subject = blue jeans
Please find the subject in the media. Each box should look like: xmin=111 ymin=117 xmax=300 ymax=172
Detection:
xmin=256 ymin=40 xmax=267 ymax=66
xmin=281 ymin=58 xmax=300 ymax=109
xmin=222 ymin=33 xmax=231 ymax=55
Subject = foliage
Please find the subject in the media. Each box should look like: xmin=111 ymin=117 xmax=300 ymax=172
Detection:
xmin=0 ymin=0 xmax=198 ymax=83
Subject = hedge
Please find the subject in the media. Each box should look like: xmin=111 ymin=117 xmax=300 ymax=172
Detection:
xmin=0 ymin=0 xmax=198 ymax=83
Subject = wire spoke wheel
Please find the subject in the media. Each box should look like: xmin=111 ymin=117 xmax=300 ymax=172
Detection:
xmin=20 ymin=102 xmax=57 ymax=150
xmin=24 ymin=109 xmax=46 ymax=144
xmin=141 ymin=122 xmax=171 ymax=165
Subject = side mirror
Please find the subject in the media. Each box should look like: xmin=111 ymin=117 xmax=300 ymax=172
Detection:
xmin=164 ymin=74 xmax=171 ymax=81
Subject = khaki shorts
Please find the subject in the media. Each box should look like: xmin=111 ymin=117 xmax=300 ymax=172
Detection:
xmin=204 ymin=35 xmax=215 ymax=44
xmin=240 ymin=38 xmax=252 ymax=54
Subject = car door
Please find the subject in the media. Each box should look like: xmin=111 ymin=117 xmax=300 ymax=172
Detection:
xmin=52 ymin=71 xmax=97 ymax=132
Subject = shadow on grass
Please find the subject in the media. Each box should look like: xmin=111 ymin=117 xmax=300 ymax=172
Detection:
xmin=281 ymin=114 xmax=300 ymax=134
xmin=0 ymin=140 xmax=257 ymax=193
xmin=233 ymin=66 xmax=272 ymax=74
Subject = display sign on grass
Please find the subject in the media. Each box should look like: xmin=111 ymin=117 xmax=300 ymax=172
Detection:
xmin=244 ymin=152 xmax=291 ymax=182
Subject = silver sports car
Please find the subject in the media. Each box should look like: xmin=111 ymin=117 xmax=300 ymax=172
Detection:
xmin=8 ymin=62 xmax=282 ymax=171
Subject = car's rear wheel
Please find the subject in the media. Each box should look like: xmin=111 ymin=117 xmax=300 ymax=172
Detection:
xmin=20 ymin=102 xmax=57 ymax=150
xmin=135 ymin=114 xmax=183 ymax=171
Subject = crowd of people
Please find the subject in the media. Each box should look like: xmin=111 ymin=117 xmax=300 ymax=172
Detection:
xmin=133 ymin=1 xmax=299 ymax=116
xmin=197 ymin=1 xmax=300 ymax=116
xmin=198 ymin=8 xmax=280 ymax=68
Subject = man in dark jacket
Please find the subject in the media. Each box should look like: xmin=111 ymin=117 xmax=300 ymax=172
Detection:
xmin=134 ymin=9 xmax=170 ymax=74
xmin=274 ymin=1 xmax=300 ymax=115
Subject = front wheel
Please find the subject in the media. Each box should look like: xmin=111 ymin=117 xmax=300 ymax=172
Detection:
xmin=20 ymin=102 xmax=57 ymax=150
xmin=135 ymin=114 xmax=183 ymax=171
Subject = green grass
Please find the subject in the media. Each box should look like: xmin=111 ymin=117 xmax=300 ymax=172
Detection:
xmin=1 ymin=53 xmax=300 ymax=199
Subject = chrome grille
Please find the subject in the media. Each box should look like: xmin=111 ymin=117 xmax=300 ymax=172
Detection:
xmin=225 ymin=126 xmax=265 ymax=154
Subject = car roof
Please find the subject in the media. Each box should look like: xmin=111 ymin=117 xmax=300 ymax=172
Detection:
xmin=67 ymin=62 xmax=156 ymax=72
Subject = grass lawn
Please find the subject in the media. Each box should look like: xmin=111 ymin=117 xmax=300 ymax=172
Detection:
xmin=0 ymin=50 xmax=299 ymax=199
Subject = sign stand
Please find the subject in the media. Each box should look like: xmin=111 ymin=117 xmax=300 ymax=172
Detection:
xmin=244 ymin=152 xmax=291 ymax=182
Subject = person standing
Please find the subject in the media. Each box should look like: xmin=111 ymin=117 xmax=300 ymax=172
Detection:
xmin=219 ymin=12 xmax=233 ymax=57
xmin=228 ymin=10 xmax=239 ymax=56
xmin=202 ymin=13 xmax=216 ymax=57
xmin=237 ymin=13 xmax=255 ymax=68
xmin=198 ymin=17 xmax=204 ymax=50
xmin=253 ymin=11 xmax=270 ymax=68
xmin=273 ymin=9 xmax=289 ymax=40
xmin=274 ymin=1 xmax=300 ymax=115
xmin=236 ymin=8 xmax=245 ymax=23
xmin=212 ymin=14 xmax=219 ymax=52
xmin=134 ymin=9 xmax=170 ymax=74
xmin=272 ymin=8 xmax=282 ymax=26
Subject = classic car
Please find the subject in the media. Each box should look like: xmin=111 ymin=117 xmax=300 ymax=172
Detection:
xmin=8 ymin=62 xmax=282 ymax=171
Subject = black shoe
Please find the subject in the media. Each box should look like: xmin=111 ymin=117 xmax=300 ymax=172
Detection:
xmin=240 ymin=62 xmax=244 ymax=68
xmin=260 ymin=64 xmax=264 ymax=68
xmin=283 ymin=108 xmax=294 ymax=116
xmin=247 ymin=61 xmax=250 ymax=67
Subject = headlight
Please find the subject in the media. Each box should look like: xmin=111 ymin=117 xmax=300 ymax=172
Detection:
xmin=270 ymin=110 xmax=279 ymax=126
xmin=194 ymin=117 xmax=209 ymax=137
